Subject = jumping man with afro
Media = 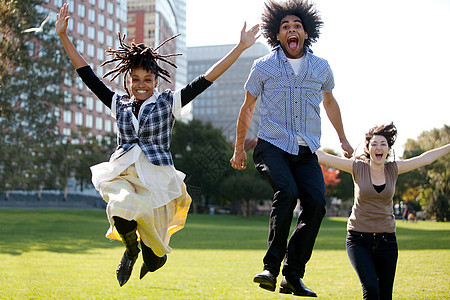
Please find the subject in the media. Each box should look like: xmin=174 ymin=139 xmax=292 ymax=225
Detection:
xmin=56 ymin=3 xmax=259 ymax=287
xmin=231 ymin=0 xmax=353 ymax=297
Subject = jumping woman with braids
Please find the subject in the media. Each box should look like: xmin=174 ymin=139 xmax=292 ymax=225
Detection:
xmin=56 ymin=3 xmax=259 ymax=287
xmin=316 ymin=123 xmax=449 ymax=300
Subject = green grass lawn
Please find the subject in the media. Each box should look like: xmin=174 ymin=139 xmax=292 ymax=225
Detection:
xmin=0 ymin=210 xmax=448 ymax=299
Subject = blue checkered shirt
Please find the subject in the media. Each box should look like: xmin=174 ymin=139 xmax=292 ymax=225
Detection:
xmin=245 ymin=46 xmax=334 ymax=154
xmin=111 ymin=91 xmax=175 ymax=165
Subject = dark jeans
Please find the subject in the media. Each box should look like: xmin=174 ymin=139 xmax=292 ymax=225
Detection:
xmin=346 ymin=231 xmax=398 ymax=300
xmin=253 ymin=139 xmax=326 ymax=278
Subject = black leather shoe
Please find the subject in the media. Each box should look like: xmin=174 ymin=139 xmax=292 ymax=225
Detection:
xmin=140 ymin=254 xmax=167 ymax=279
xmin=116 ymin=251 xmax=138 ymax=287
xmin=279 ymin=276 xmax=317 ymax=297
xmin=253 ymin=270 xmax=277 ymax=292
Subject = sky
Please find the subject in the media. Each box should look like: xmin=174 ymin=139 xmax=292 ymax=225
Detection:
xmin=185 ymin=0 xmax=450 ymax=156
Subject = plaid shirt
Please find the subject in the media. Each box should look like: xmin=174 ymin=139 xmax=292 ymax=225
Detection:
xmin=110 ymin=91 xmax=175 ymax=166
xmin=245 ymin=46 xmax=334 ymax=154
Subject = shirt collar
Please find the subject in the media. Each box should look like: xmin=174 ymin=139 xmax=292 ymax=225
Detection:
xmin=274 ymin=45 xmax=313 ymax=61
xmin=142 ymin=90 xmax=160 ymax=106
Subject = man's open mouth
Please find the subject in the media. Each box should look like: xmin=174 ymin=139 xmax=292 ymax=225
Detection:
xmin=288 ymin=36 xmax=298 ymax=50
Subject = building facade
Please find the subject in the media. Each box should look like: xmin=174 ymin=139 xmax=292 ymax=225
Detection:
xmin=187 ymin=43 xmax=269 ymax=142
xmin=42 ymin=0 xmax=127 ymax=143
xmin=127 ymin=0 xmax=187 ymax=92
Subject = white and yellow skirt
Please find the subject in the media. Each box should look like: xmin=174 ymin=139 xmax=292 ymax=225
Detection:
xmin=97 ymin=165 xmax=191 ymax=257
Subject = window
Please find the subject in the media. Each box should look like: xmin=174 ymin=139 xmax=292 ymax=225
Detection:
xmin=89 ymin=0 xmax=96 ymax=5
xmin=98 ymin=0 xmax=105 ymax=10
xmin=76 ymin=77 xmax=84 ymax=90
xmin=88 ymin=26 xmax=95 ymax=40
xmin=105 ymin=119 xmax=112 ymax=132
xmin=76 ymin=39 xmax=84 ymax=54
xmin=63 ymin=110 xmax=72 ymax=124
xmin=115 ymin=22 xmax=120 ymax=34
xmin=96 ymin=99 xmax=104 ymax=113
xmin=86 ymin=96 xmax=94 ymax=110
xmin=106 ymin=35 xmax=113 ymax=47
xmin=98 ymin=13 xmax=105 ymax=27
xmin=85 ymin=114 xmax=93 ymax=128
xmin=64 ymin=90 xmax=72 ymax=104
xmin=64 ymin=73 xmax=72 ymax=86
xmin=97 ymin=48 xmax=104 ymax=61
xmin=106 ymin=18 xmax=113 ymax=32
xmin=96 ymin=117 xmax=103 ymax=130
xmin=98 ymin=30 xmax=104 ymax=44
xmin=88 ymin=9 xmax=96 ymax=23
xmin=107 ymin=2 xmax=114 ymax=15
xmin=77 ymin=3 xmax=85 ymax=18
xmin=75 ymin=95 xmax=84 ymax=106
xmin=75 ymin=112 xmax=83 ymax=126
xmin=87 ymin=43 xmax=95 ymax=58
xmin=77 ymin=21 xmax=85 ymax=35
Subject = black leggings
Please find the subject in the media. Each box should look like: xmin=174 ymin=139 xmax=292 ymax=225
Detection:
xmin=113 ymin=216 xmax=137 ymax=234
xmin=113 ymin=216 xmax=165 ymax=270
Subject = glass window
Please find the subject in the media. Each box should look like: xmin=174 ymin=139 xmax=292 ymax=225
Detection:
xmin=106 ymin=18 xmax=113 ymax=31
xmin=98 ymin=13 xmax=105 ymax=27
xmin=107 ymin=2 xmax=114 ymax=15
xmin=75 ymin=112 xmax=83 ymax=126
xmin=86 ymin=96 xmax=94 ymax=110
xmin=97 ymin=30 xmax=104 ymax=44
xmin=87 ymin=44 xmax=95 ymax=58
xmin=77 ymin=21 xmax=85 ymax=35
xmin=106 ymin=35 xmax=113 ymax=47
xmin=85 ymin=114 xmax=93 ymax=128
xmin=76 ymin=95 xmax=84 ymax=106
xmin=78 ymin=3 xmax=85 ymax=18
xmin=98 ymin=0 xmax=105 ymax=10
xmin=88 ymin=8 xmax=96 ymax=23
xmin=97 ymin=48 xmax=104 ymax=61
xmin=95 ymin=117 xmax=103 ymax=130
xmin=64 ymin=90 xmax=72 ymax=103
xmin=76 ymin=39 xmax=84 ymax=54
xmin=105 ymin=119 xmax=112 ymax=132
xmin=96 ymin=99 xmax=104 ymax=113
xmin=63 ymin=110 xmax=72 ymax=124
xmin=88 ymin=26 xmax=95 ymax=40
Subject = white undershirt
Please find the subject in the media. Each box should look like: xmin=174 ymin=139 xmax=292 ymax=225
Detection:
xmin=287 ymin=57 xmax=308 ymax=146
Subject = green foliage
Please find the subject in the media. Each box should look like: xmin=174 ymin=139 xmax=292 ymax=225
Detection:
xmin=400 ymin=125 xmax=450 ymax=221
xmin=171 ymin=120 xmax=274 ymax=215
xmin=0 ymin=0 xmax=73 ymax=191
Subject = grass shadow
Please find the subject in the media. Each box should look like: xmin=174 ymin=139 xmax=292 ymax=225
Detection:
xmin=0 ymin=210 xmax=448 ymax=255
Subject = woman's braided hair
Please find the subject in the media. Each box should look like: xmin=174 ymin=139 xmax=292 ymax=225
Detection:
xmin=101 ymin=33 xmax=181 ymax=96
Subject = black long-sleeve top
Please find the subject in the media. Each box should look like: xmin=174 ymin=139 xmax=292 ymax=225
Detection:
xmin=76 ymin=66 xmax=212 ymax=109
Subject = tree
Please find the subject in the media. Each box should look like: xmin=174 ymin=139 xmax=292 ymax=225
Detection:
xmin=400 ymin=125 xmax=449 ymax=221
xmin=171 ymin=119 xmax=234 ymax=211
xmin=0 ymin=0 xmax=72 ymax=192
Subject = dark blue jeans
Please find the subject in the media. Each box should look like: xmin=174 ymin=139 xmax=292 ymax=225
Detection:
xmin=253 ymin=139 xmax=326 ymax=278
xmin=346 ymin=231 xmax=398 ymax=300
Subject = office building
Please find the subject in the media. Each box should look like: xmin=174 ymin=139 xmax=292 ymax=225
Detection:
xmin=42 ymin=0 xmax=127 ymax=143
xmin=127 ymin=0 xmax=187 ymax=91
xmin=187 ymin=43 xmax=269 ymax=142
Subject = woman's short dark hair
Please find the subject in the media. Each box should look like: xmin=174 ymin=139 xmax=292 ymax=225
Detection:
xmin=261 ymin=0 xmax=323 ymax=48
xmin=364 ymin=122 xmax=398 ymax=159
